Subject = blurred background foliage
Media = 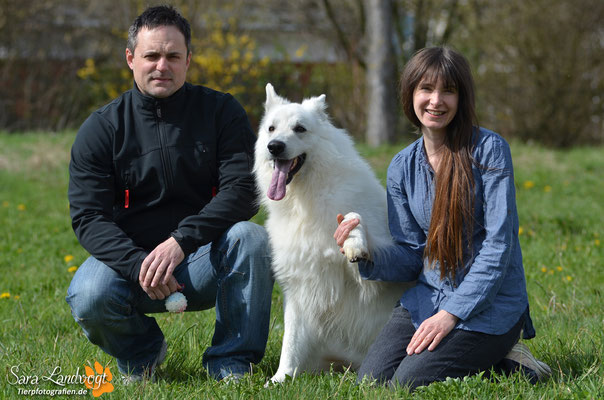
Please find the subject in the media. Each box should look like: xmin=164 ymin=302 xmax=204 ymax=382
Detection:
xmin=0 ymin=0 xmax=602 ymax=147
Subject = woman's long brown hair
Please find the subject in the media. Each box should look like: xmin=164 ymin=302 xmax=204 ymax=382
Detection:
xmin=400 ymin=46 xmax=478 ymax=280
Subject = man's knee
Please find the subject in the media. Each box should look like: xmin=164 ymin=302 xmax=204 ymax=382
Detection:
xmin=225 ymin=222 xmax=269 ymax=256
xmin=66 ymin=262 xmax=131 ymax=324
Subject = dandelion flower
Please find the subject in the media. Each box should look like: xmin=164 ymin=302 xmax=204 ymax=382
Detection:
xmin=14 ymin=295 xmax=20 ymax=300
xmin=17 ymin=204 xmax=26 ymax=211
xmin=523 ymin=181 xmax=535 ymax=189
xmin=64 ymin=255 xmax=74 ymax=263
xmin=566 ymin=275 xmax=573 ymax=282
xmin=0 ymin=292 xmax=10 ymax=299
xmin=595 ymin=239 xmax=601 ymax=246
xmin=556 ymin=266 xmax=563 ymax=271
xmin=518 ymin=227 xmax=524 ymax=236
xmin=544 ymin=185 xmax=552 ymax=193
xmin=295 ymin=45 xmax=308 ymax=58
xmin=68 ymin=266 xmax=78 ymax=273
xmin=541 ymin=267 xmax=547 ymax=273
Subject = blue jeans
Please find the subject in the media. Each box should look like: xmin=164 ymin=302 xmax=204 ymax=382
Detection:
xmin=66 ymin=222 xmax=274 ymax=380
xmin=358 ymin=305 xmax=522 ymax=390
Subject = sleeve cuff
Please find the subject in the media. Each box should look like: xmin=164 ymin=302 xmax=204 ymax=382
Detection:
xmin=357 ymin=259 xmax=376 ymax=280
xmin=170 ymin=230 xmax=196 ymax=257
xmin=441 ymin=300 xmax=471 ymax=322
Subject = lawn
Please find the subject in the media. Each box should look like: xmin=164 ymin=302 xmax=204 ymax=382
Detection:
xmin=1 ymin=132 xmax=602 ymax=399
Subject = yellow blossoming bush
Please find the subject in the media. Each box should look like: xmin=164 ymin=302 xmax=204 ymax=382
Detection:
xmin=75 ymin=11 xmax=357 ymax=134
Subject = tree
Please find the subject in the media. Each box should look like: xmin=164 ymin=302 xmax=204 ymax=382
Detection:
xmin=459 ymin=0 xmax=604 ymax=147
xmin=316 ymin=0 xmax=463 ymax=145
xmin=365 ymin=0 xmax=398 ymax=146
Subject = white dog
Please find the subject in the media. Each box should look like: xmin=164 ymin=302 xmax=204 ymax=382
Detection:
xmin=254 ymin=84 xmax=410 ymax=383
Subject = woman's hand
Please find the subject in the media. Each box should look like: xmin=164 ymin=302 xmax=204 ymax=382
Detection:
xmin=406 ymin=310 xmax=459 ymax=355
xmin=333 ymin=213 xmax=360 ymax=253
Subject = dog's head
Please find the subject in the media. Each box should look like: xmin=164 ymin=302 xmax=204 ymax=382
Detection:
xmin=255 ymin=83 xmax=329 ymax=201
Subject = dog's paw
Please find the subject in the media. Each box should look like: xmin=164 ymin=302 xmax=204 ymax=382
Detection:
xmin=342 ymin=212 xmax=369 ymax=263
xmin=268 ymin=373 xmax=287 ymax=385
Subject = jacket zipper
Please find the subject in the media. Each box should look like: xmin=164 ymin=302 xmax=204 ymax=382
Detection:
xmin=156 ymin=103 xmax=174 ymax=190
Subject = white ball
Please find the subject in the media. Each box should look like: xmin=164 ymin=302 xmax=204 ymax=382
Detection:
xmin=165 ymin=292 xmax=188 ymax=313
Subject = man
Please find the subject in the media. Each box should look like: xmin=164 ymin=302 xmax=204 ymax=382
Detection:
xmin=66 ymin=5 xmax=273 ymax=382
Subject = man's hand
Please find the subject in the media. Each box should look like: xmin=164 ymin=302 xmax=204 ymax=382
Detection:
xmin=139 ymin=237 xmax=185 ymax=289
xmin=140 ymin=275 xmax=182 ymax=300
xmin=406 ymin=310 xmax=459 ymax=355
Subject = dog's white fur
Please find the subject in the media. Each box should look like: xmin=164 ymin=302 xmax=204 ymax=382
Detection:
xmin=254 ymin=84 xmax=409 ymax=383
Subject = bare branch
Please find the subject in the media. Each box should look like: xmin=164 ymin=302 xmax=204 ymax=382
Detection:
xmin=440 ymin=0 xmax=460 ymax=44
xmin=322 ymin=0 xmax=366 ymax=69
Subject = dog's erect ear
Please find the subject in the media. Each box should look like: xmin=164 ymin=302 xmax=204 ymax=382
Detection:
xmin=265 ymin=83 xmax=289 ymax=110
xmin=302 ymin=94 xmax=328 ymax=118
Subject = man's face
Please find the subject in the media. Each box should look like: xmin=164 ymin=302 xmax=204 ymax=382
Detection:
xmin=126 ymin=25 xmax=191 ymax=98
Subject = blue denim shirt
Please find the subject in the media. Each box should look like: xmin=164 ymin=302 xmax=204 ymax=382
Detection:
xmin=359 ymin=127 xmax=535 ymax=339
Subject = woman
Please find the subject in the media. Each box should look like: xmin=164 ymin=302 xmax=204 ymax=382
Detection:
xmin=334 ymin=46 xmax=550 ymax=390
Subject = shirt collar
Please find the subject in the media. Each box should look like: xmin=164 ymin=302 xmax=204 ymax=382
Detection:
xmin=132 ymin=81 xmax=188 ymax=111
xmin=417 ymin=136 xmax=435 ymax=174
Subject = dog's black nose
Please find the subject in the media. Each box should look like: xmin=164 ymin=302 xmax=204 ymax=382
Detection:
xmin=268 ymin=140 xmax=286 ymax=156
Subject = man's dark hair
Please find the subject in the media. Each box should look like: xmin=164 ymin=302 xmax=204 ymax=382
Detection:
xmin=127 ymin=5 xmax=191 ymax=55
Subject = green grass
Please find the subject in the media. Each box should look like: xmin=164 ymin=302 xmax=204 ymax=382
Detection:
xmin=1 ymin=132 xmax=602 ymax=399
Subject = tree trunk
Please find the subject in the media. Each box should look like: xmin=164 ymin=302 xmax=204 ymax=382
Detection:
xmin=365 ymin=0 xmax=398 ymax=146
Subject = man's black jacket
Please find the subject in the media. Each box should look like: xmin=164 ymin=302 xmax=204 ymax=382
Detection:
xmin=68 ymin=82 xmax=258 ymax=283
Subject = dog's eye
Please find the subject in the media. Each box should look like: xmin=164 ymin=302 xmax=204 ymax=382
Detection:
xmin=268 ymin=126 xmax=275 ymax=132
xmin=294 ymin=125 xmax=306 ymax=133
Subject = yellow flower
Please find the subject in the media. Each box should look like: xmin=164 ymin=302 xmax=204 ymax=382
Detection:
xmin=541 ymin=267 xmax=547 ymax=273
xmin=556 ymin=266 xmax=563 ymax=272
xmin=0 ymin=292 xmax=10 ymax=299
xmin=595 ymin=239 xmax=601 ymax=246
xmin=68 ymin=266 xmax=78 ymax=273
xmin=2 ymin=201 xmax=8 ymax=207
xmin=548 ymin=270 xmax=554 ymax=275
xmin=14 ymin=295 xmax=20 ymax=300
xmin=523 ymin=181 xmax=535 ymax=189
xmin=518 ymin=227 xmax=524 ymax=236
xmin=543 ymin=185 xmax=552 ymax=192
xmin=17 ymin=204 xmax=26 ymax=211
xmin=564 ymin=275 xmax=573 ymax=282
xmin=64 ymin=255 xmax=74 ymax=263
xmin=295 ymin=44 xmax=308 ymax=58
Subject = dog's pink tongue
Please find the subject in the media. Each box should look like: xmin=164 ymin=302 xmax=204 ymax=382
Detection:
xmin=268 ymin=159 xmax=293 ymax=201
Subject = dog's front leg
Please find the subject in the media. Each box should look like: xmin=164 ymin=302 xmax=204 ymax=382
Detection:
xmin=270 ymin=300 xmax=313 ymax=383
xmin=342 ymin=212 xmax=370 ymax=262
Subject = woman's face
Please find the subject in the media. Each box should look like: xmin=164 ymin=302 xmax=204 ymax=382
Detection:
xmin=413 ymin=75 xmax=459 ymax=137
